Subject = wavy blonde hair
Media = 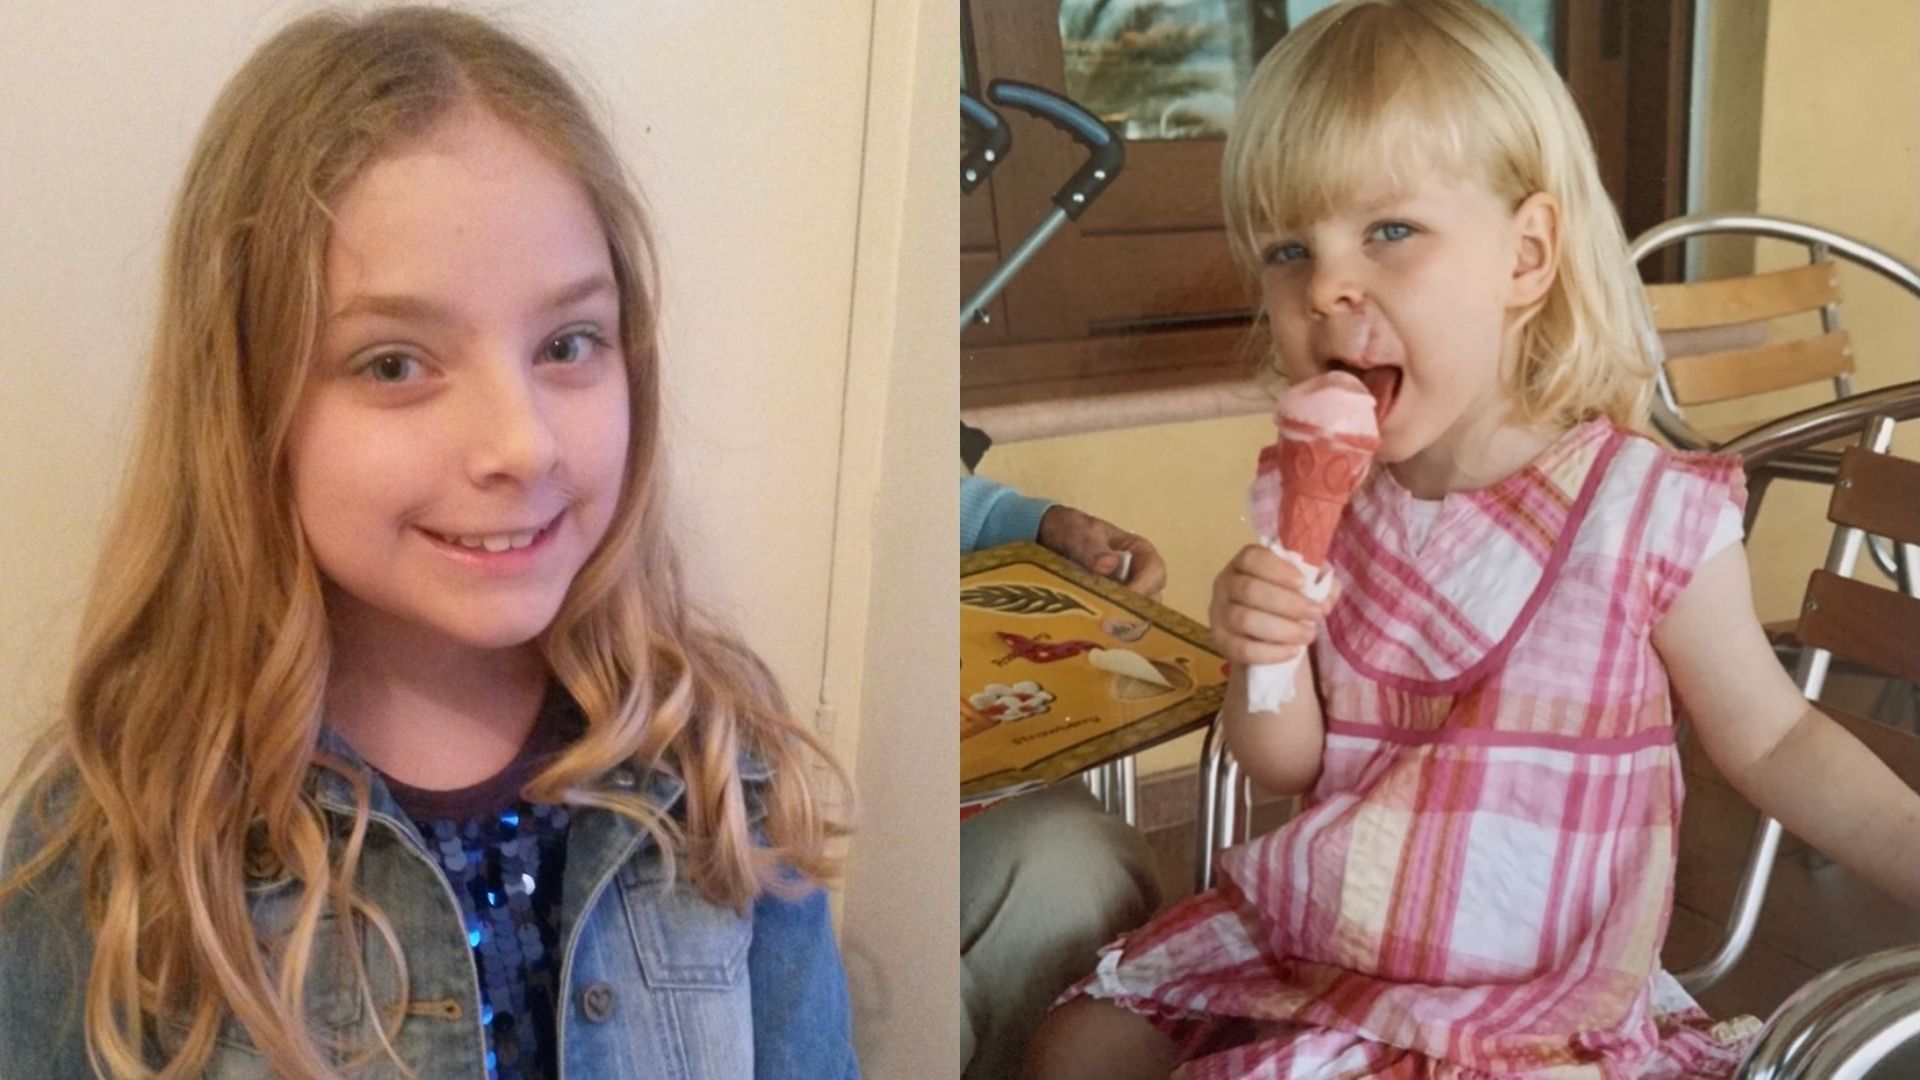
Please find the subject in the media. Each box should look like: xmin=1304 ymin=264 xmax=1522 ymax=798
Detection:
xmin=1223 ymin=0 xmax=1656 ymax=429
xmin=0 ymin=7 xmax=847 ymax=1078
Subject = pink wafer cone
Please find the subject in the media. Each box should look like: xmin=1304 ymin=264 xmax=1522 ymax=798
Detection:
xmin=1248 ymin=372 xmax=1380 ymax=562
xmin=1275 ymin=425 xmax=1377 ymax=568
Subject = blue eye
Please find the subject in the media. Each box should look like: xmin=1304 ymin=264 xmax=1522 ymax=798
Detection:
xmin=1264 ymin=241 xmax=1308 ymax=265
xmin=359 ymin=353 xmax=422 ymax=384
xmin=1371 ymin=221 xmax=1415 ymax=243
xmin=539 ymin=328 xmax=611 ymax=365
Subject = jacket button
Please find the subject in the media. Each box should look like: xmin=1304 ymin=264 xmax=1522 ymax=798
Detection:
xmin=243 ymin=844 xmax=282 ymax=881
xmin=578 ymin=982 xmax=617 ymax=1023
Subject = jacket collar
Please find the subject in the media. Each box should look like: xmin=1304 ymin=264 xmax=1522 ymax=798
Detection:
xmin=306 ymin=722 xmax=694 ymax=825
xmin=303 ymin=696 xmax=777 ymax=827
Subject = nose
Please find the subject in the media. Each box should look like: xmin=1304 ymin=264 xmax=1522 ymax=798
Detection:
xmin=1306 ymin=253 xmax=1366 ymax=318
xmin=465 ymin=359 xmax=560 ymax=487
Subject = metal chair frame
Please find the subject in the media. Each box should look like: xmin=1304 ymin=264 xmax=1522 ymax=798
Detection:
xmin=1679 ymin=381 xmax=1920 ymax=992
xmin=1739 ymin=946 xmax=1920 ymax=1079
xmin=1725 ymin=381 xmax=1920 ymax=1075
xmin=1627 ymin=212 xmax=1920 ymax=580
xmin=1194 ymin=712 xmax=1247 ymax=891
xmin=1082 ymin=754 xmax=1138 ymax=826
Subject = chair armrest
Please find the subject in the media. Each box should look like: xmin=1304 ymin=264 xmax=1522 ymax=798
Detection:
xmin=1738 ymin=944 xmax=1920 ymax=1078
xmin=1720 ymin=381 xmax=1920 ymax=473
xmin=1748 ymin=448 xmax=1844 ymax=486
xmin=1630 ymin=214 xmax=1920 ymax=301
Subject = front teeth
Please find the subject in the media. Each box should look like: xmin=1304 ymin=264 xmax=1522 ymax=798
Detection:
xmin=447 ymin=528 xmax=540 ymax=552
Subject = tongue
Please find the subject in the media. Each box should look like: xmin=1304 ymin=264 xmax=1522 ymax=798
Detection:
xmin=1356 ymin=366 xmax=1399 ymax=420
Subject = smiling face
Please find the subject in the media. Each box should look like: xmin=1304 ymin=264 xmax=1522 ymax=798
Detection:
xmin=287 ymin=105 xmax=632 ymax=655
xmin=1259 ymin=170 xmax=1557 ymax=481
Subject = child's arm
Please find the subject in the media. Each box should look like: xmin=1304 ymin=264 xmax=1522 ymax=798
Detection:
xmin=1654 ymin=543 xmax=1920 ymax=909
xmin=1211 ymin=544 xmax=1333 ymax=795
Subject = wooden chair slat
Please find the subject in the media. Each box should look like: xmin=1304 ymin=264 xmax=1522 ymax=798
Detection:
xmin=1829 ymin=447 xmax=1920 ymax=545
xmin=1664 ymin=332 xmax=1854 ymax=406
xmin=1645 ymin=261 xmax=1842 ymax=331
xmin=1798 ymin=570 xmax=1920 ymax=684
xmin=1659 ymin=320 xmax=1767 ymax=361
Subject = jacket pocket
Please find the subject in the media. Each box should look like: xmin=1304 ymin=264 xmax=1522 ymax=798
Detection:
xmin=156 ymin=910 xmax=377 ymax=1074
xmin=158 ymin=991 xmax=366 ymax=1080
xmin=617 ymin=864 xmax=754 ymax=990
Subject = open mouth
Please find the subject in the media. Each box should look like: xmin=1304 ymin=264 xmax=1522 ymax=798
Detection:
xmin=1328 ymin=360 xmax=1401 ymax=426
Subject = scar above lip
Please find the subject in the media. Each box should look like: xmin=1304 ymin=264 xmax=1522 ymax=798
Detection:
xmin=1319 ymin=318 xmax=1378 ymax=365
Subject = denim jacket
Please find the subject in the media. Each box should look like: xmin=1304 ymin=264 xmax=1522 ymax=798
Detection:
xmin=0 ymin=729 xmax=858 ymax=1079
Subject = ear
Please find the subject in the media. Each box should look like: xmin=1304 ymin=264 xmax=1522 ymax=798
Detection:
xmin=1506 ymin=192 xmax=1560 ymax=309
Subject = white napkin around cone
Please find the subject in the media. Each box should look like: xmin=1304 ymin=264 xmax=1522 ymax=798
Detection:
xmin=1243 ymin=541 xmax=1334 ymax=712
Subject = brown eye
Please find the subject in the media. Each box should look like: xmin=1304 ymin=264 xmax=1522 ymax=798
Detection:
xmin=540 ymin=330 xmax=600 ymax=365
xmin=361 ymin=354 xmax=420 ymax=383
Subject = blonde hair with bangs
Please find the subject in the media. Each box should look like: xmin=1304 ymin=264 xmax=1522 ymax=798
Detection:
xmin=0 ymin=8 xmax=847 ymax=1078
xmin=1223 ymin=0 xmax=1656 ymax=429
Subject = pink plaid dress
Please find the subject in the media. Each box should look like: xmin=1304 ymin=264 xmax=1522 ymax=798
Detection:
xmin=1065 ymin=421 xmax=1760 ymax=1078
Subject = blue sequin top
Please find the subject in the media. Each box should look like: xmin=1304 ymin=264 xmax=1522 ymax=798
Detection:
xmin=381 ymin=690 xmax=580 ymax=1080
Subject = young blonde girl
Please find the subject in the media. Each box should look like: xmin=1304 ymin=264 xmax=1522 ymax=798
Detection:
xmin=0 ymin=8 xmax=851 ymax=1079
xmin=1030 ymin=1 xmax=1920 ymax=1076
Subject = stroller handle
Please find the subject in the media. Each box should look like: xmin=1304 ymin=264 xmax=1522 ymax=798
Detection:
xmin=987 ymin=79 xmax=1124 ymax=220
xmin=962 ymin=91 xmax=1011 ymax=194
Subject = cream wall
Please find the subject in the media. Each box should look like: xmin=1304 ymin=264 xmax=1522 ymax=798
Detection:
xmin=1694 ymin=0 xmax=1767 ymax=281
xmin=984 ymin=0 xmax=1920 ymax=777
xmin=829 ymin=0 xmax=961 ymax=1070
xmin=0 ymin=2 xmax=953 ymax=1074
xmin=1689 ymin=0 xmax=1920 ymax=621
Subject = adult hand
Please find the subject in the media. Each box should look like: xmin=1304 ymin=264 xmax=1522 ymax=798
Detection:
xmin=1036 ymin=505 xmax=1168 ymax=599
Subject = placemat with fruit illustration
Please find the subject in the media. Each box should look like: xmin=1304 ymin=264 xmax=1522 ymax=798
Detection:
xmin=961 ymin=541 xmax=1227 ymax=809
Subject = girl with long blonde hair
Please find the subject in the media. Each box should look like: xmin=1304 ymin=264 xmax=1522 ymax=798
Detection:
xmin=1 ymin=8 xmax=853 ymax=1079
xmin=1030 ymin=1 xmax=1920 ymax=1076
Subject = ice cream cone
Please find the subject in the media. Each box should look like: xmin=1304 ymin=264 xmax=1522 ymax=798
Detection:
xmin=1275 ymin=433 xmax=1376 ymax=568
xmin=1242 ymin=371 xmax=1380 ymax=711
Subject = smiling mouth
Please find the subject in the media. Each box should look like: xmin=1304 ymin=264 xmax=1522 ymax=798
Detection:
xmin=1326 ymin=360 xmax=1401 ymax=426
xmin=422 ymin=512 xmax=563 ymax=554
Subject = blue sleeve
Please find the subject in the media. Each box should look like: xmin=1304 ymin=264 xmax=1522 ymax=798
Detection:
xmin=749 ymin=884 xmax=859 ymax=1079
xmin=960 ymin=474 xmax=1054 ymax=555
xmin=0 ymin=779 xmax=95 ymax=1080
